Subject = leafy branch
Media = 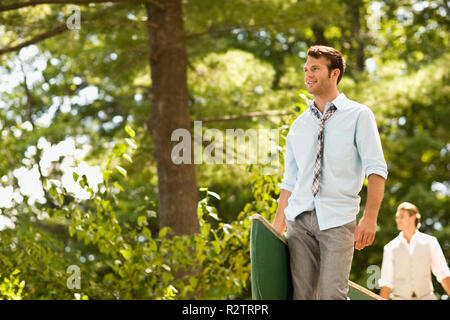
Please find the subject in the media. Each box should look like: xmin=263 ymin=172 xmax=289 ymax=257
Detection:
xmin=0 ymin=24 xmax=68 ymax=56
xmin=0 ymin=0 xmax=164 ymax=13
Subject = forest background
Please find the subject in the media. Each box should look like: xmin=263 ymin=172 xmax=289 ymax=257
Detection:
xmin=0 ymin=0 xmax=448 ymax=300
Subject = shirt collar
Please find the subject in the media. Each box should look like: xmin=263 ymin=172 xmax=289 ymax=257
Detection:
xmin=398 ymin=230 xmax=420 ymax=245
xmin=309 ymin=93 xmax=348 ymax=115
xmin=331 ymin=93 xmax=348 ymax=110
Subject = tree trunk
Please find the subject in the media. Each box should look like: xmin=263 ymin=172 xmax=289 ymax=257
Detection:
xmin=312 ymin=24 xmax=327 ymax=46
xmin=349 ymin=0 xmax=365 ymax=72
xmin=145 ymin=0 xmax=199 ymax=235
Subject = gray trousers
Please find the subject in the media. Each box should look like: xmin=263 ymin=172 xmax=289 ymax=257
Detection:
xmin=286 ymin=210 xmax=356 ymax=300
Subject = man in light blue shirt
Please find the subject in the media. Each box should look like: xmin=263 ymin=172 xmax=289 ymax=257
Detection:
xmin=272 ymin=45 xmax=388 ymax=300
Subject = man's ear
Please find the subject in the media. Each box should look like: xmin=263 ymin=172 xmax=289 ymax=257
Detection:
xmin=333 ymin=69 xmax=340 ymax=79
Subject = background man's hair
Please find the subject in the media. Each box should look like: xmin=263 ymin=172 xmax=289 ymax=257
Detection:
xmin=397 ymin=202 xmax=422 ymax=229
xmin=307 ymin=45 xmax=346 ymax=84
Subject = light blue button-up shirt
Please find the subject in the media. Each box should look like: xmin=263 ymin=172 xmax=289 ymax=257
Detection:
xmin=280 ymin=93 xmax=388 ymax=230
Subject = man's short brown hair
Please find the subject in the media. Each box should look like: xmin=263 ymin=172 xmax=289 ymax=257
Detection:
xmin=307 ymin=45 xmax=346 ymax=84
xmin=397 ymin=202 xmax=421 ymax=229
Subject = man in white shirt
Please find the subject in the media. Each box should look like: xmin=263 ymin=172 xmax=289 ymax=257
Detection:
xmin=379 ymin=202 xmax=450 ymax=300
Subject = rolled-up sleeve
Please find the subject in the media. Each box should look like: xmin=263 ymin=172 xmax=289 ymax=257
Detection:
xmin=430 ymin=237 xmax=450 ymax=282
xmin=280 ymin=135 xmax=298 ymax=193
xmin=379 ymin=245 xmax=394 ymax=289
xmin=355 ymin=107 xmax=388 ymax=180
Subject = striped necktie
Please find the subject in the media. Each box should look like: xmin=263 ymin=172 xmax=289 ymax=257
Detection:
xmin=311 ymin=103 xmax=337 ymax=197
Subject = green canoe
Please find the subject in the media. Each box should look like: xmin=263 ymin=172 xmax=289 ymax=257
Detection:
xmin=250 ymin=214 xmax=384 ymax=300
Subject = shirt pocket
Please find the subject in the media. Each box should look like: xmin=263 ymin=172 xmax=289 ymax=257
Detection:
xmin=325 ymin=130 xmax=355 ymax=160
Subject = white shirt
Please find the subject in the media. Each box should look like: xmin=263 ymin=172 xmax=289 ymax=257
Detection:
xmin=280 ymin=93 xmax=388 ymax=230
xmin=379 ymin=231 xmax=450 ymax=297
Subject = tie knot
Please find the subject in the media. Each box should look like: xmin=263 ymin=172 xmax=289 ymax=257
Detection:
xmin=311 ymin=103 xmax=337 ymax=121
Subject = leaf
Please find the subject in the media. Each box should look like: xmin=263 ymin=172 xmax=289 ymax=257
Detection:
xmin=113 ymin=182 xmax=124 ymax=192
xmin=159 ymin=227 xmax=169 ymax=238
xmin=147 ymin=210 xmax=157 ymax=218
xmin=201 ymin=224 xmax=210 ymax=237
xmin=57 ymin=194 xmax=64 ymax=207
xmin=122 ymin=153 xmax=132 ymax=162
xmin=222 ymin=223 xmax=233 ymax=234
xmin=11 ymin=269 xmax=20 ymax=276
xmin=124 ymin=125 xmax=135 ymax=138
xmin=137 ymin=216 xmax=148 ymax=227
xmin=212 ymin=241 xmax=221 ymax=254
xmin=142 ymin=227 xmax=151 ymax=239
xmin=125 ymin=138 xmax=137 ymax=149
xmin=161 ymin=264 xmax=171 ymax=272
xmin=86 ymin=187 xmax=94 ymax=198
xmin=120 ymin=249 xmax=131 ymax=261
xmin=115 ymin=166 xmax=127 ymax=177
xmin=207 ymin=191 xmax=221 ymax=200
xmin=72 ymin=172 xmax=79 ymax=182
xmin=113 ymin=142 xmax=127 ymax=157
xmin=208 ymin=211 xmax=219 ymax=221
xmin=101 ymin=199 xmax=112 ymax=211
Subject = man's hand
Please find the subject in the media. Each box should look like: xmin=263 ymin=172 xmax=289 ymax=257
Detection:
xmin=379 ymin=286 xmax=391 ymax=300
xmin=441 ymin=277 xmax=450 ymax=296
xmin=354 ymin=215 xmax=377 ymax=250
xmin=355 ymin=174 xmax=385 ymax=251
xmin=272 ymin=189 xmax=291 ymax=235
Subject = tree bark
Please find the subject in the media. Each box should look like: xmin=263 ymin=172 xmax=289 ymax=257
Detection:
xmin=145 ymin=0 xmax=199 ymax=235
xmin=349 ymin=0 xmax=365 ymax=72
xmin=311 ymin=23 xmax=327 ymax=46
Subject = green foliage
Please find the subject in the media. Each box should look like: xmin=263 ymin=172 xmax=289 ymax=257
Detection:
xmin=189 ymin=49 xmax=276 ymax=121
xmin=0 ymin=126 xmax=269 ymax=299
xmin=0 ymin=270 xmax=25 ymax=300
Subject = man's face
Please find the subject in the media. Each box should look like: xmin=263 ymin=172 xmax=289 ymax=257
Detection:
xmin=303 ymin=56 xmax=337 ymax=95
xmin=395 ymin=210 xmax=416 ymax=231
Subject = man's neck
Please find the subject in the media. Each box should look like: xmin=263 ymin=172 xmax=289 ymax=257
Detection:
xmin=402 ymin=228 xmax=417 ymax=243
xmin=313 ymin=89 xmax=340 ymax=114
